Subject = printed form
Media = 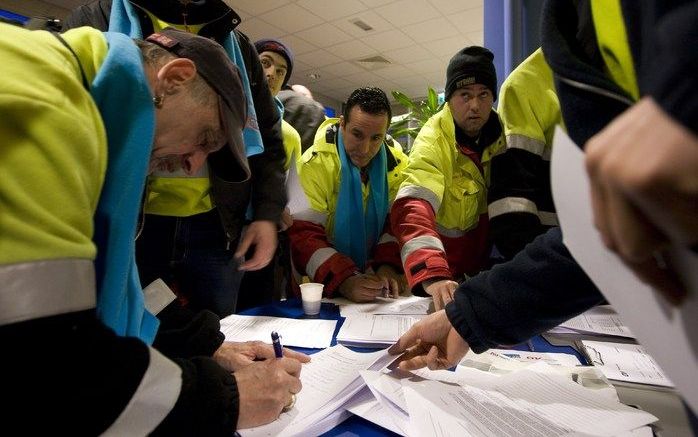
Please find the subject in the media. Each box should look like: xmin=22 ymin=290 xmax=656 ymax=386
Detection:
xmin=219 ymin=314 xmax=336 ymax=348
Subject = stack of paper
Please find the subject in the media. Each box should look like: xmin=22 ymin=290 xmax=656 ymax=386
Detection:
xmin=549 ymin=305 xmax=634 ymax=338
xmin=219 ymin=314 xmax=336 ymax=349
xmin=581 ymin=340 xmax=674 ymax=388
xmin=335 ymin=313 xmax=423 ymax=348
xmin=325 ymin=295 xmax=431 ymax=317
xmin=350 ymin=364 xmax=657 ymax=436
xmin=238 ymin=345 xmax=394 ymax=436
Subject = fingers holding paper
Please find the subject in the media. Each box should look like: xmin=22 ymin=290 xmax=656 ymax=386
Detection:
xmin=388 ymin=310 xmax=470 ymax=371
xmin=235 ymin=357 xmax=304 ymax=428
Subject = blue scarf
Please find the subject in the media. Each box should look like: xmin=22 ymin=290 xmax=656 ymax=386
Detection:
xmin=333 ymin=130 xmax=389 ymax=270
xmin=109 ymin=0 xmax=264 ymax=157
xmin=91 ymin=32 xmax=158 ymax=343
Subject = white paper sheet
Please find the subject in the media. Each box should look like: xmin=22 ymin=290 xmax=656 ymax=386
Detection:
xmin=551 ymin=127 xmax=698 ymax=412
xmin=325 ymin=295 xmax=432 ymax=317
xmin=463 ymin=348 xmax=583 ymax=368
xmin=218 ymin=314 xmax=336 ymax=348
xmin=403 ymin=369 xmax=657 ymax=437
xmin=559 ymin=305 xmax=634 ymax=338
xmin=581 ymin=340 xmax=674 ymax=387
xmin=239 ymin=345 xmax=391 ymax=437
xmin=336 ymin=313 xmax=424 ymax=348
xmin=344 ymin=386 xmax=406 ymax=436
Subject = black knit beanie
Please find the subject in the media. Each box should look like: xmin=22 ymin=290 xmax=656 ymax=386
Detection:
xmin=445 ymin=46 xmax=497 ymax=101
xmin=254 ymin=38 xmax=294 ymax=87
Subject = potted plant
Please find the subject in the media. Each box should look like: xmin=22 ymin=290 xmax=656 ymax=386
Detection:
xmin=390 ymin=87 xmax=444 ymax=152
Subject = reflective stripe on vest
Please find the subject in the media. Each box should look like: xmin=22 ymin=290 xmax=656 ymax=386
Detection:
xmin=307 ymin=247 xmax=338 ymax=280
xmin=101 ymin=347 xmax=182 ymax=436
xmin=0 ymin=259 xmax=95 ymax=326
xmin=400 ymin=235 xmax=445 ymax=266
xmin=489 ymin=197 xmax=559 ymax=226
xmin=505 ymin=134 xmax=549 ymax=160
xmin=395 ymin=185 xmax=440 ymax=214
xmin=590 ymin=0 xmax=639 ymax=101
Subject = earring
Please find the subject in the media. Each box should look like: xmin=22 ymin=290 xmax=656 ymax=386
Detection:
xmin=153 ymin=94 xmax=164 ymax=108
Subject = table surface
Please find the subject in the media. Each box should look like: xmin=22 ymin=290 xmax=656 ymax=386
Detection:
xmin=240 ymin=298 xmax=694 ymax=437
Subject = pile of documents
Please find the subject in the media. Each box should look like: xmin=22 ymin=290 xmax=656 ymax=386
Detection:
xmin=328 ymin=295 xmax=430 ymax=348
xmin=238 ymin=345 xmax=394 ymax=436
xmin=239 ymin=344 xmax=658 ymax=436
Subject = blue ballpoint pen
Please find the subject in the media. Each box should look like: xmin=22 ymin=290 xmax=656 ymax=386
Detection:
xmin=271 ymin=331 xmax=284 ymax=358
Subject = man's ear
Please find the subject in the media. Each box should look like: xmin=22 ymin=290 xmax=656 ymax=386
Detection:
xmin=157 ymin=58 xmax=197 ymax=93
xmin=339 ymin=114 xmax=345 ymax=129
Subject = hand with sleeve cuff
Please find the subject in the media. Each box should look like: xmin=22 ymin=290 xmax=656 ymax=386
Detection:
xmin=423 ymin=279 xmax=458 ymax=311
xmin=388 ymin=309 xmax=470 ymax=371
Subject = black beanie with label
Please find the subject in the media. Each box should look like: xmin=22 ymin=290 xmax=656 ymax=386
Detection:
xmin=445 ymin=46 xmax=497 ymax=101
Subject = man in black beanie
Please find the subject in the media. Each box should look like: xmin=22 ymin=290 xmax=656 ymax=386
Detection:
xmin=391 ymin=45 xmax=505 ymax=311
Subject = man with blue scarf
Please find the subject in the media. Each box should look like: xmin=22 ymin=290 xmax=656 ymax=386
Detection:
xmin=1 ymin=25 xmax=306 ymax=434
xmin=64 ymin=0 xmax=288 ymax=318
xmin=289 ymin=87 xmax=409 ymax=302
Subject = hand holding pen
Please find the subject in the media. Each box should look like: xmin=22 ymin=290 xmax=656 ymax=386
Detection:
xmin=271 ymin=332 xmax=297 ymax=412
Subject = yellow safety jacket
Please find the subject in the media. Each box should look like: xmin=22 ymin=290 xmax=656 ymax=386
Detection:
xmin=289 ymin=118 xmax=408 ymax=295
xmin=392 ymin=104 xmax=505 ymax=288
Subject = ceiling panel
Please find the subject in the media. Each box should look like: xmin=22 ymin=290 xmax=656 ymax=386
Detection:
xmin=26 ymin=0 xmax=483 ymax=107
xmin=258 ymin=3 xmax=323 ymax=34
xmin=375 ymin=0 xmax=442 ymax=27
xmin=296 ymin=0 xmax=368 ymax=21
xmin=295 ymin=22 xmax=354 ymax=48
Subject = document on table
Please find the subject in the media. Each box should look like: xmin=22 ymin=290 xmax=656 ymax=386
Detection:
xmin=403 ymin=369 xmax=657 ymax=437
xmin=218 ymin=314 xmax=336 ymax=348
xmin=336 ymin=313 xmax=424 ymax=348
xmin=239 ymin=345 xmax=393 ymax=437
xmin=551 ymin=127 xmax=698 ymax=412
xmin=462 ymin=348 xmax=583 ymax=368
xmin=581 ymin=340 xmax=674 ymax=388
xmin=344 ymin=386 xmax=406 ymax=436
xmin=557 ymin=305 xmax=634 ymax=338
xmin=325 ymin=295 xmax=431 ymax=317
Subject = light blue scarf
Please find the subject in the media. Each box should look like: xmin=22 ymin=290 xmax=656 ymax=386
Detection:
xmin=333 ymin=130 xmax=389 ymax=270
xmin=91 ymin=32 xmax=158 ymax=343
xmin=108 ymin=0 xmax=264 ymax=157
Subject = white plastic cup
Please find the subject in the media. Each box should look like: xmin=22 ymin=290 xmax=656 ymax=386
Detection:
xmin=299 ymin=282 xmax=323 ymax=316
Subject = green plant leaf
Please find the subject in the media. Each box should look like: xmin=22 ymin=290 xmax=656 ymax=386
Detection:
xmin=391 ymin=90 xmax=416 ymax=110
xmin=427 ymin=87 xmax=438 ymax=111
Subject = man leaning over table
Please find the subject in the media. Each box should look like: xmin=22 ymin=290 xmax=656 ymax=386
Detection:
xmin=0 ymin=24 xmax=308 ymax=434
xmin=289 ymin=87 xmax=410 ymax=303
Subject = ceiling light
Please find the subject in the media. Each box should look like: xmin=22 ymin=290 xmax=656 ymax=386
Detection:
xmin=350 ymin=18 xmax=373 ymax=31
